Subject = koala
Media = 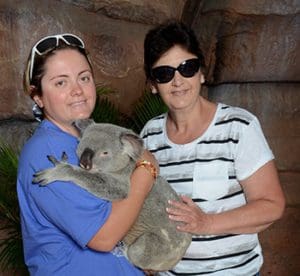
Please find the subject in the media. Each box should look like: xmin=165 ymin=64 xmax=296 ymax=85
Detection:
xmin=33 ymin=119 xmax=192 ymax=271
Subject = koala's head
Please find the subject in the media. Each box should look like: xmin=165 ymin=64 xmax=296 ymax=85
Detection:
xmin=74 ymin=119 xmax=144 ymax=173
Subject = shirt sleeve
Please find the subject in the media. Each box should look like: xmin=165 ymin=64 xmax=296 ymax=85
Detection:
xmin=235 ymin=117 xmax=274 ymax=181
xmin=30 ymin=179 xmax=112 ymax=248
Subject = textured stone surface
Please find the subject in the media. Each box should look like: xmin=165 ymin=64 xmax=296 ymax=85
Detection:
xmin=60 ymin=0 xmax=185 ymax=24
xmin=188 ymin=1 xmax=300 ymax=83
xmin=260 ymin=207 xmax=300 ymax=275
xmin=280 ymin=172 xmax=300 ymax=206
xmin=201 ymin=0 xmax=300 ymax=15
xmin=0 ymin=120 xmax=37 ymax=149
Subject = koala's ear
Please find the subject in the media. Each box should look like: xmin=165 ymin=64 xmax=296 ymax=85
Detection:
xmin=74 ymin=119 xmax=95 ymax=135
xmin=120 ymin=132 xmax=144 ymax=160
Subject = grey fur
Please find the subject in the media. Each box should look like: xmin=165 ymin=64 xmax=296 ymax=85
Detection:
xmin=33 ymin=119 xmax=192 ymax=270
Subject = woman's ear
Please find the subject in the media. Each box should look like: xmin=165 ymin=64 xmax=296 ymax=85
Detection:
xmin=200 ymin=73 xmax=205 ymax=84
xmin=33 ymin=93 xmax=44 ymax=108
xmin=149 ymin=82 xmax=158 ymax=94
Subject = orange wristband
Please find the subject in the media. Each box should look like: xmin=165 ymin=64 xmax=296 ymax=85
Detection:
xmin=135 ymin=160 xmax=158 ymax=179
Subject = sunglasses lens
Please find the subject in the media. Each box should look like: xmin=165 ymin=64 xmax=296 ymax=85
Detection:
xmin=35 ymin=37 xmax=58 ymax=53
xmin=35 ymin=35 xmax=84 ymax=55
xmin=178 ymin=59 xmax=200 ymax=77
xmin=152 ymin=67 xmax=175 ymax=83
xmin=30 ymin=34 xmax=85 ymax=81
xmin=63 ymin=35 xmax=84 ymax=48
xmin=151 ymin=58 xmax=200 ymax=84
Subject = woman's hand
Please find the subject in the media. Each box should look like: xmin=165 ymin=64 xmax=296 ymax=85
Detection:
xmin=167 ymin=161 xmax=285 ymax=236
xmin=167 ymin=195 xmax=212 ymax=235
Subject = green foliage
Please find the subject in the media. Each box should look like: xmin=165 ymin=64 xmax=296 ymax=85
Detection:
xmin=92 ymin=97 xmax=121 ymax=124
xmin=91 ymin=86 xmax=121 ymax=124
xmin=128 ymin=90 xmax=168 ymax=133
xmin=0 ymin=141 xmax=28 ymax=275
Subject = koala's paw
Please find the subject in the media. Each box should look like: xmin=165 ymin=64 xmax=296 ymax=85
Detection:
xmin=33 ymin=152 xmax=73 ymax=186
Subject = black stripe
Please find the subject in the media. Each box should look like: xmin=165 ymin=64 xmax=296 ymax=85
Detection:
xmin=141 ymin=130 xmax=163 ymax=139
xmin=192 ymin=198 xmax=207 ymax=202
xmin=153 ymin=115 xmax=164 ymax=120
xmin=168 ymin=178 xmax=193 ymax=183
xmin=160 ymin=157 xmax=234 ymax=167
xmin=221 ymin=105 xmax=230 ymax=109
xmin=193 ymin=190 xmax=243 ymax=202
xmin=168 ymin=175 xmax=236 ymax=182
xmin=169 ymin=253 xmax=259 ymax=275
xmin=215 ymin=118 xmax=250 ymax=126
xmin=167 ymin=175 xmax=236 ymax=184
xmin=149 ymin=145 xmax=172 ymax=153
xmin=182 ymin=248 xmax=254 ymax=261
xmin=192 ymin=234 xmax=237 ymax=242
xmin=198 ymin=138 xmax=239 ymax=144
xmin=218 ymin=190 xmax=243 ymax=200
xmin=195 ymin=192 xmax=242 ymax=204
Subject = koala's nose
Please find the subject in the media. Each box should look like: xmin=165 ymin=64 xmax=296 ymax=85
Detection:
xmin=80 ymin=148 xmax=94 ymax=170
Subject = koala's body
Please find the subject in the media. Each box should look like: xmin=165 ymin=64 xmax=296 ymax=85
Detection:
xmin=33 ymin=120 xmax=192 ymax=271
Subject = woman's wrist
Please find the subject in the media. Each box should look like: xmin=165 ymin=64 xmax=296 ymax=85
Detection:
xmin=130 ymin=166 xmax=154 ymax=198
xmin=135 ymin=160 xmax=158 ymax=179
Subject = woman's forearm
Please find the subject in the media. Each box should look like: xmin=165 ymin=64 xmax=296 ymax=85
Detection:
xmin=87 ymin=165 xmax=155 ymax=251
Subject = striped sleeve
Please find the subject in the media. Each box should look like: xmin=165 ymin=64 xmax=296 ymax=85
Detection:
xmin=234 ymin=117 xmax=274 ymax=180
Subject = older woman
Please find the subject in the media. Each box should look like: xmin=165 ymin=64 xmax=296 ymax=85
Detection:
xmin=141 ymin=21 xmax=285 ymax=276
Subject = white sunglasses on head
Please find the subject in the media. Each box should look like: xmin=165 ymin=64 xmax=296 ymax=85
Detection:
xmin=29 ymin=33 xmax=85 ymax=81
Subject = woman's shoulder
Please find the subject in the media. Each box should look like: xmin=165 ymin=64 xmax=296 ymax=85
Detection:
xmin=140 ymin=113 xmax=167 ymax=136
xmin=19 ymin=120 xmax=78 ymax=167
xmin=216 ymin=103 xmax=258 ymax=126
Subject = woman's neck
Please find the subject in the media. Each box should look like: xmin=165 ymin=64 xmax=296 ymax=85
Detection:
xmin=166 ymin=97 xmax=217 ymax=144
xmin=45 ymin=117 xmax=80 ymax=138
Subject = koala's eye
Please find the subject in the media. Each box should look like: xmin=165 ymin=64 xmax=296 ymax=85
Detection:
xmin=100 ymin=151 xmax=109 ymax=156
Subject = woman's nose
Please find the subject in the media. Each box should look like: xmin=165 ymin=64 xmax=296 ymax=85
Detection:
xmin=171 ymin=70 xmax=184 ymax=86
xmin=71 ymin=82 xmax=84 ymax=96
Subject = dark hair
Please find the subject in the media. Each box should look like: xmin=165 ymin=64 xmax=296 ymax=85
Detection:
xmin=23 ymin=42 xmax=93 ymax=98
xmin=144 ymin=20 xmax=205 ymax=80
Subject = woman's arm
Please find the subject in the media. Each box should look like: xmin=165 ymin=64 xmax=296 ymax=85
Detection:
xmin=87 ymin=150 xmax=158 ymax=251
xmin=167 ymin=160 xmax=285 ymax=235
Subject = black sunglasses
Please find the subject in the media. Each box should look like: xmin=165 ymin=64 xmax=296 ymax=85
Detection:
xmin=29 ymin=34 xmax=85 ymax=81
xmin=151 ymin=58 xmax=200 ymax=84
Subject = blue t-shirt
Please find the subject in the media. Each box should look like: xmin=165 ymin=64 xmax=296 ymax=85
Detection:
xmin=17 ymin=120 xmax=143 ymax=276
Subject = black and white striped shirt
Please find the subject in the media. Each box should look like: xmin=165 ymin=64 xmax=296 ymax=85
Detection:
xmin=140 ymin=103 xmax=274 ymax=275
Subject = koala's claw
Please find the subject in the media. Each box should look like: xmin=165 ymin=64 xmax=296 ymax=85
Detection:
xmin=47 ymin=155 xmax=59 ymax=165
xmin=61 ymin=152 xmax=68 ymax=162
xmin=47 ymin=152 xmax=68 ymax=165
xmin=33 ymin=170 xmax=51 ymax=185
xmin=33 ymin=152 xmax=71 ymax=186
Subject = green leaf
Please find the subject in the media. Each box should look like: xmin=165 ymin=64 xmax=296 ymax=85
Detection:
xmin=0 ymin=140 xmax=28 ymax=274
xmin=91 ymin=86 xmax=122 ymax=124
xmin=128 ymin=90 xmax=168 ymax=133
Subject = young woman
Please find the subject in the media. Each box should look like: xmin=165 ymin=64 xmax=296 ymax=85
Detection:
xmin=17 ymin=33 xmax=157 ymax=275
xmin=141 ymin=21 xmax=285 ymax=275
